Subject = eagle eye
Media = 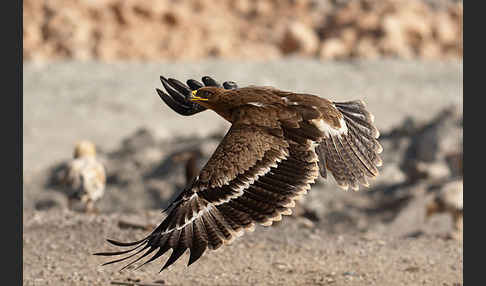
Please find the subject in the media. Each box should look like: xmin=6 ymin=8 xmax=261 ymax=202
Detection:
xmin=198 ymin=90 xmax=210 ymax=99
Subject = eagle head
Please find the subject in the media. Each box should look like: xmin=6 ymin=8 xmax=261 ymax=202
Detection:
xmin=190 ymin=86 xmax=281 ymax=122
xmin=189 ymin=87 xmax=238 ymax=119
xmin=190 ymin=87 xmax=225 ymax=104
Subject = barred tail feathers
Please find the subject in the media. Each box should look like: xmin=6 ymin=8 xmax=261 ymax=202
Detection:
xmin=317 ymin=100 xmax=382 ymax=191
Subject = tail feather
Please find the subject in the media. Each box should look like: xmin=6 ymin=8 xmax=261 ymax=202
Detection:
xmin=330 ymin=135 xmax=359 ymax=190
xmin=343 ymin=133 xmax=378 ymax=178
xmin=320 ymin=138 xmax=349 ymax=189
xmin=335 ymin=134 xmax=368 ymax=190
xmin=347 ymin=124 xmax=382 ymax=167
xmin=345 ymin=118 xmax=382 ymax=153
xmin=342 ymin=113 xmax=380 ymax=141
xmin=316 ymin=100 xmax=382 ymax=191
xmin=334 ymin=101 xmax=376 ymax=126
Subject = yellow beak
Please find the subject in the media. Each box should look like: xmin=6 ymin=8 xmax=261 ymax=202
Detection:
xmin=190 ymin=90 xmax=208 ymax=101
xmin=190 ymin=96 xmax=209 ymax=102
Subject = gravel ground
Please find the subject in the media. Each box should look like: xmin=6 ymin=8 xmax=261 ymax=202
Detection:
xmin=23 ymin=58 xmax=463 ymax=285
xmin=23 ymin=210 xmax=462 ymax=286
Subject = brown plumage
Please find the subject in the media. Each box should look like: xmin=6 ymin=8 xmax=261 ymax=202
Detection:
xmin=95 ymin=83 xmax=382 ymax=271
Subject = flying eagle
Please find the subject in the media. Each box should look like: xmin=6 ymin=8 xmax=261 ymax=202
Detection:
xmin=95 ymin=76 xmax=383 ymax=271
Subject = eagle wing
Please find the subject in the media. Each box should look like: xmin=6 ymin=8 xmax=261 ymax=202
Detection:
xmin=95 ymin=120 xmax=320 ymax=271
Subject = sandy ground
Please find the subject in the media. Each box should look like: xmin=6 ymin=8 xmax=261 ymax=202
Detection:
xmin=23 ymin=210 xmax=462 ymax=286
xmin=23 ymin=59 xmax=463 ymax=285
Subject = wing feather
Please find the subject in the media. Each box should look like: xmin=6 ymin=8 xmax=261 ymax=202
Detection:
xmin=315 ymin=100 xmax=382 ymax=190
xmin=95 ymin=122 xmax=320 ymax=270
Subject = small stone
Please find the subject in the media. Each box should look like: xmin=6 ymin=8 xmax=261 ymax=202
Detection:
xmin=404 ymin=266 xmax=420 ymax=273
xmin=297 ymin=217 xmax=315 ymax=229
xmin=326 ymin=277 xmax=336 ymax=283
xmin=273 ymin=262 xmax=288 ymax=270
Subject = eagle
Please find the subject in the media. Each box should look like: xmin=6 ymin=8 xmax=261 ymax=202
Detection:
xmin=95 ymin=76 xmax=383 ymax=271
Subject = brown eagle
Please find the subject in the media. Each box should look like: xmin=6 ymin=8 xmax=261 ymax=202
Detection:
xmin=95 ymin=76 xmax=382 ymax=271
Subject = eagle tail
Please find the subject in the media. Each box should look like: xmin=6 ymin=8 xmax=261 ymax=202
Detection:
xmin=316 ymin=100 xmax=382 ymax=191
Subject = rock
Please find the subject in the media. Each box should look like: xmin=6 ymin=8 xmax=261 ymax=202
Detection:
xmin=415 ymin=107 xmax=462 ymax=163
xmin=381 ymin=15 xmax=415 ymax=59
xmin=415 ymin=161 xmax=451 ymax=181
xmin=357 ymin=13 xmax=381 ymax=32
xmin=426 ymin=179 xmax=463 ymax=239
xmin=254 ymin=0 xmax=274 ymax=16
xmin=279 ymin=22 xmax=320 ymax=55
xmin=120 ymin=127 xmax=157 ymax=154
xmin=387 ymin=186 xmax=427 ymax=236
xmin=374 ymin=164 xmax=407 ymax=186
xmin=340 ymin=27 xmax=358 ymax=47
xmin=133 ymin=147 xmax=164 ymax=166
xmin=35 ymin=193 xmax=68 ymax=211
xmin=319 ymin=38 xmax=349 ymax=59
xmin=235 ymin=43 xmax=282 ymax=60
xmin=420 ymin=40 xmax=443 ymax=59
xmin=434 ymin=11 xmax=458 ymax=46
xmin=439 ymin=180 xmax=463 ymax=211
xmin=234 ymin=0 xmax=251 ymax=14
xmin=23 ymin=0 xmax=463 ymax=61
xmin=333 ymin=1 xmax=361 ymax=26
xmin=356 ymin=37 xmax=380 ymax=59
xmin=296 ymin=217 xmax=316 ymax=229
xmin=445 ymin=152 xmax=463 ymax=178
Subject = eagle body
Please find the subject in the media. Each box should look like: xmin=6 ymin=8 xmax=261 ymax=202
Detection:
xmin=96 ymin=80 xmax=382 ymax=272
xmin=194 ymin=86 xmax=342 ymax=126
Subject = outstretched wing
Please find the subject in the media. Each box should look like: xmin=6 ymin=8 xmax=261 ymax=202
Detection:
xmin=94 ymin=121 xmax=320 ymax=271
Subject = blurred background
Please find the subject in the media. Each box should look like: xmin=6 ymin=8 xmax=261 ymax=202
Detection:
xmin=24 ymin=0 xmax=462 ymax=61
xmin=23 ymin=0 xmax=463 ymax=285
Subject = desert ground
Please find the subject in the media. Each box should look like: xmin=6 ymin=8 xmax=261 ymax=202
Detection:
xmin=23 ymin=59 xmax=462 ymax=285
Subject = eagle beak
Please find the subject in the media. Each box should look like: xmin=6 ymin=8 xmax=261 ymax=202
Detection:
xmin=190 ymin=90 xmax=209 ymax=102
